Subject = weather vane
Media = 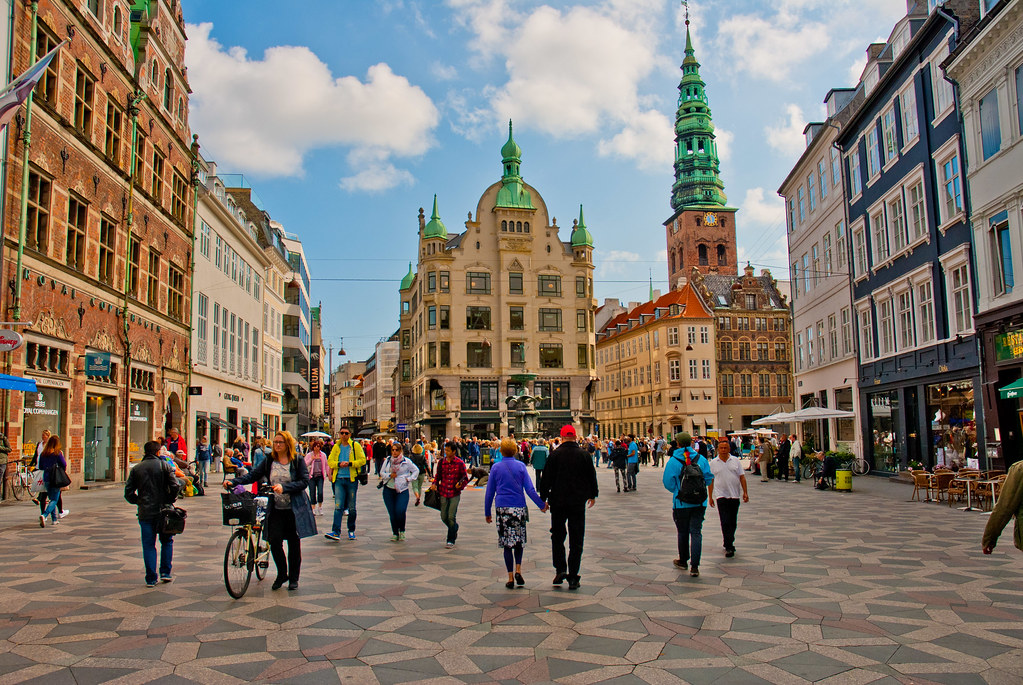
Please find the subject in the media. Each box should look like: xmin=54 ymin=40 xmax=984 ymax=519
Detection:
xmin=683 ymin=0 xmax=690 ymax=26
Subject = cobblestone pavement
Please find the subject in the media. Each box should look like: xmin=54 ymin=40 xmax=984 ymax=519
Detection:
xmin=0 ymin=465 xmax=1021 ymax=685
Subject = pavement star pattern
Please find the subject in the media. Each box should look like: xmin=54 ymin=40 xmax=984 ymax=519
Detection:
xmin=0 ymin=469 xmax=1021 ymax=684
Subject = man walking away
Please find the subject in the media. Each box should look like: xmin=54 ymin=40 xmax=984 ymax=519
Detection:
xmin=708 ymin=438 xmax=748 ymax=558
xmin=195 ymin=436 xmax=211 ymax=488
xmin=610 ymin=440 xmax=628 ymax=492
xmin=372 ymin=437 xmax=388 ymax=476
xmin=776 ymin=434 xmax=791 ymax=482
xmin=789 ymin=434 xmax=802 ymax=483
xmin=530 ymin=440 xmax=548 ymax=487
xmin=626 ymin=436 xmax=639 ymax=492
xmin=982 ymin=458 xmax=1023 ymax=555
xmin=539 ymin=425 xmax=598 ymax=590
xmin=654 ymin=436 xmax=666 ymax=468
xmin=662 ymin=432 xmax=713 ymax=577
xmin=124 ymin=440 xmax=180 ymax=587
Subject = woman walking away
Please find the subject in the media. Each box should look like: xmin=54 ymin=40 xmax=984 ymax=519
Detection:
xmin=305 ymin=440 xmax=328 ymax=515
xmin=484 ymin=438 xmax=548 ymax=589
xmin=708 ymin=438 xmax=749 ymax=558
xmin=226 ymin=431 xmax=314 ymax=591
xmin=410 ymin=443 xmax=429 ymax=506
xmin=432 ymin=442 xmax=469 ymax=547
xmin=37 ymin=436 xmax=68 ymax=527
xmin=380 ymin=442 xmax=419 ymax=541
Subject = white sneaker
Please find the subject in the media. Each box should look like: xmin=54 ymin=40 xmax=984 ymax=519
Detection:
xmin=39 ymin=515 xmax=45 ymax=528
xmin=59 ymin=510 xmax=69 ymax=519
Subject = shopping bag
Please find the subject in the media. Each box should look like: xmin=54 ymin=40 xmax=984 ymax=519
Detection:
xmin=29 ymin=469 xmax=45 ymax=494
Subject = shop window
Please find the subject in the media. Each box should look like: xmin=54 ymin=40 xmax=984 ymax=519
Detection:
xmin=538 ymin=343 xmax=563 ymax=368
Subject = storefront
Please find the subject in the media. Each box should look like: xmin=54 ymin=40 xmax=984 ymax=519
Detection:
xmin=926 ymin=380 xmax=977 ymax=469
xmin=128 ymin=400 xmax=153 ymax=464
xmin=84 ymin=394 xmax=116 ymax=481
xmin=459 ymin=413 xmax=501 ymax=439
xmin=22 ymin=384 xmax=66 ymax=456
xmin=867 ymin=390 xmax=899 ymax=473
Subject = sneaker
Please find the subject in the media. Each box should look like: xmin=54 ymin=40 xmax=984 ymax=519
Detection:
xmin=51 ymin=520 xmax=59 ymax=526
xmin=672 ymin=559 xmax=687 ymax=569
xmin=160 ymin=576 xmax=174 ymax=584
xmin=348 ymin=531 xmax=356 ymax=541
xmin=146 ymin=581 xmax=157 ymax=588
xmin=398 ymin=532 xmax=406 ymax=541
xmin=567 ymin=578 xmax=581 ymax=590
xmin=59 ymin=510 xmax=70 ymax=519
xmin=445 ymin=542 xmax=455 ymax=549
xmin=324 ymin=533 xmax=341 ymax=541
xmin=690 ymin=566 xmax=700 ymax=577
xmin=390 ymin=534 xmax=399 ymax=542
xmin=725 ymin=549 xmax=735 ymax=558
xmin=39 ymin=515 xmax=45 ymax=528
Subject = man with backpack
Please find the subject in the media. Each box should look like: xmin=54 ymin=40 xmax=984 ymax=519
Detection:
xmin=662 ymin=432 xmax=714 ymax=577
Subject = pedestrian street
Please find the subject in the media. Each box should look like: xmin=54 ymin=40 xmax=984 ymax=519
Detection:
xmin=0 ymin=468 xmax=1021 ymax=685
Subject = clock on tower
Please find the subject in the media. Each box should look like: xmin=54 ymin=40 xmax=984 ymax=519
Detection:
xmin=704 ymin=212 xmax=718 ymax=227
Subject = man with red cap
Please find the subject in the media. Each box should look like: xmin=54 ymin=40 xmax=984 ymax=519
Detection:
xmin=538 ymin=424 xmax=598 ymax=590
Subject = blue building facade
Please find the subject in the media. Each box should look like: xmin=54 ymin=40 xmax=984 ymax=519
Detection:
xmin=837 ymin=1 xmax=982 ymax=472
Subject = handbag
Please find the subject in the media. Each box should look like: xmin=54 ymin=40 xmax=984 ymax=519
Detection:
xmin=158 ymin=506 xmax=187 ymax=535
xmin=423 ymin=487 xmax=441 ymax=511
xmin=48 ymin=465 xmax=71 ymax=489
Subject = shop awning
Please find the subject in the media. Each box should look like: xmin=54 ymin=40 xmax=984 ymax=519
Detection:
xmin=0 ymin=373 xmax=37 ymax=392
xmin=998 ymin=378 xmax=1023 ymax=399
xmin=208 ymin=417 xmax=241 ymax=431
xmin=356 ymin=427 xmax=376 ymax=437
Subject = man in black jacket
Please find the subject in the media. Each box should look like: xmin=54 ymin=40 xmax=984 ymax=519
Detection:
xmin=372 ymin=437 xmax=388 ymax=476
xmin=539 ymin=425 xmax=598 ymax=590
xmin=124 ymin=441 xmax=180 ymax=587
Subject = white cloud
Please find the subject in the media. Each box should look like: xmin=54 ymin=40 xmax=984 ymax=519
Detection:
xmin=740 ymin=187 xmax=784 ymax=227
xmin=596 ymin=249 xmax=643 ymax=278
xmin=716 ymin=13 xmax=829 ymax=82
xmin=765 ymin=104 xmax=807 ymax=159
xmin=716 ymin=128 xmax=734 ymax=163
xmin=186 ymin=23 xmax=439 ymax=190
xmin=339 ymin=164 xmax=415 ymax=193
xmin=597 ymin=110 xmax=673 ymax=171
xmin=431 ymin=62 xmax=458 ymax=81
xmin=847 ymin=53 xmax=868 ymax=84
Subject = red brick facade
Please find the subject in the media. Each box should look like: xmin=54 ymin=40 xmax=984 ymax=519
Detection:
xmin=665 ymin=208 xmax=738 ymax=288
xmin=1 ymin=0 xmax=194 ymax=486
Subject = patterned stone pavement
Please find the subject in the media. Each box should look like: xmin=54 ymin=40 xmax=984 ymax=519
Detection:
xmin=0 ymin=465 xmax=1021 ymax=685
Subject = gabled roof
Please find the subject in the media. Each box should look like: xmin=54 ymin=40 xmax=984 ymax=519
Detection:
xmin=597 ymin=284 xmax=712 ymax=341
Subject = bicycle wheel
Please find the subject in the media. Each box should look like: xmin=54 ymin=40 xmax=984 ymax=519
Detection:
xmin=802 ymin=462 xmax=816 ymax=481
xmin=253 ymin=528 xmax=270 ymax=580
xmin=10 ymin=472 xmax=26 ymax=500
xmin=851 ymin=458 xmax=870 ymax=476
xmin=224 ymin=529 xmax=253 ymax=599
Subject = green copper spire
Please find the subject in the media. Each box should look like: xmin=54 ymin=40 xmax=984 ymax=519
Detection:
xmin=671 ymin=18 xmax=728 ymax=211
xmin=571 ymin=204 xmax=593 ymax=248
xmin=496 ymin=120 xmax=535 ymax=209
xmin=423 ymin=195 xmax=447 ymax=239
xmin=399 ymin=262 xmax=415 ymax=291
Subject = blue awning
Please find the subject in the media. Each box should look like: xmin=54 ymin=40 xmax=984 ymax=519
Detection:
xmin=0 ymin=373 xmax=37 ymax=392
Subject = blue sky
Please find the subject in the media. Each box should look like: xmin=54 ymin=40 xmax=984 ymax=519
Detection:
xmin=181 ymin=0 xmax=906 ymax=361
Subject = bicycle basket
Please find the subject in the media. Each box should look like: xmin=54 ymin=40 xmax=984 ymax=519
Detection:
xmin=222 ymin=491 xmax=256 ymax=526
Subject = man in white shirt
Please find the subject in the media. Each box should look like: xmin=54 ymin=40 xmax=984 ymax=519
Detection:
xmin=789 ymin=434 xmax=802 ymax=483
xmin=708 ymin=439 xmax=749 ymax=558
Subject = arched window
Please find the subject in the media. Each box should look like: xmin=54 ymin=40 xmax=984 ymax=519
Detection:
xmin=516 ymin=221 xmax=522 ymax=232
xmin=669 ymin=249 xmax=676 ymax=273
xmin=150 ymin=59 xmax=158 ymax=83
xmin=164 ymin=68 xmax=173 ymax=109
xmin=698 ymin=244 xmax=708 ymax=266
xmin=501 ymin=220 xmax=507 ymax=231
xmin=112 ymin=5 xmax=122 ymax=39
xmin=177 ymin=96 xmax=184 ymax=121
xmin=524 ymin=222 xmax=529 ymax=233
xmin=717 ymin=245 xmax=726 ymax=265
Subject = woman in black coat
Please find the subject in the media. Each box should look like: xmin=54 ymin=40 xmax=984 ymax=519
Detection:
xmin=226 ymin=430 xmax=314 ymax=590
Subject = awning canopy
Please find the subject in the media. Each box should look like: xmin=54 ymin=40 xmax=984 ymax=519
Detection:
xmin=208 ymin=417 xmax=241 ymax=431
xmin=752 ymin=412 xmax=794 ymax=425
xmin=356 ymin=427 xmax=376 ymax=437
xmin=788 ymin=406 xmax=856 ymax=421
xmin=0 ymin=373 xmax=37 ymax=392
xmin=999 ymin=378 xmax=1023 ymax=399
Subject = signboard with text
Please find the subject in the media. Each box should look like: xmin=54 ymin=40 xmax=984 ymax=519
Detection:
xmin=995 ymin=328 xmax=1023 ymax=362
xmin=310 ymin=345 xmax=321 ymax=399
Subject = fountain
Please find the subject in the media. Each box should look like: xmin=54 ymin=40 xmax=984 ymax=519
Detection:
xmin=506 ymin=373 xmax=543 ymax=440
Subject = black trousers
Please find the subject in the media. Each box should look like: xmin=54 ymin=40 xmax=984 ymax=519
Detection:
xmin=777 ymin=456 xmax=789 ymax=480
xmin=266 ymin=507 xmax=301 ymax=583
xmin=550 ymin=503 xmax=586 ymax=581
xmin=715 ymin=498 xmax=740 ymax=552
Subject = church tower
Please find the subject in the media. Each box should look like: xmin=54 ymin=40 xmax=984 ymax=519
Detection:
xmin=664 ymin=12 xmax=738 ymax=288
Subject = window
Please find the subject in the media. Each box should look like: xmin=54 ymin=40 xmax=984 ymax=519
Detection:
xmin=792 ymin=262 xmax=799 ymax=297
xmin=163 ymin=67 xmax=173 ymax=110
xmin=740 ymin=374 xmax=752 ymax=397
xmin=698 ymin=244 xmax=708 ymax=266
xmin=539 ymin=343 xmax=563 ymax=368
xmin=776 ymin=374 xmax=790 ymax=398
xmin=577 ymin=309 xmax=587 ymax=332
xmin=807 ymin=174 xmax=817 ymax=213
xmin=427 ymin=305 xmax=436 ymax=329
xmin=836 ymin=220 xmax=847 ymax=270
xmin=460 ymin=381 xmax=479 ymax=410
xmin=539 ymin=308 xmax=562 ymax=332
xmin=34 ymin=25 xmax=59 ymax=107
xmin=812 ymin=244 xmax=820 ymax=286
xmin=147 ymin=249 xmax=160 ymax=308
xmin=720 ymin=340 xmax=732 ymax=360
xmin=932 ymin=58 xmax=954 ymax=114
xmin=939 ymin=153 xmax=962 ymax=222
xmin=439 ymin=305 xmax=450 ymax=330
xmin=74 ymin=65 xmax=94 ymax=136
xmin=878 ymin=297 xmax=895 ymax=356
xmin=908 ymin=181 xmax=926 ymax=241
xmin=98 ymin=216 xmax=115 ymax=285
xmin=425 ymin=271 xmax=436 ymax=293
xmin=720 ymin=374 xmax=733 ymax=398
xmin=701 ymin=359 xmax=710 ymax=379
xmin=466 ymin=342 xmax=491 ymax=367
xmin=66 ymin=196 xmax=87 ymax=271
xmin=901 ymin=86 xmax=919 ymax=143
xmin=26 ymin=171 xmax=50 ymax=253
xmin=105 ymin=98 xmax=122 ymax=164
xmin=859 ymin=307 xmax=874 ymax=360
xmin=439 ymin=271 xmax=450 ymax=292
xmin=823 ymin=233 xmax=833 ymax=277
xmin=133 ymin=130 xmax=146 ymax=184
xmin=440 ymin=341 xmax=450 ymax=367
xmin=889 ymin=194 xmax=907 ymax=253
xmin=171 ymin=171 xmax=188 ymax=223
xmin=576 ymin=276 xmax=587 ymax=297
xmin=897 ymin=290 xmax=914 ymax=349
xmin=849 ymin=149 xmax=862 ymax=196
xmin=113 ymin=5 xmax=122 ymax=39
xmin=881 ymin=107 xmax=898 ymax=164
xmin=828 ymin=314 xmax=838 ymax=358
xmin=830 ymin=146 xmax=841 ymax=187
xmin=509 ymin=306 xmax=524 ymax=330
xmin=758 ymin=373 xmax=771 ymax=398
xmin=774 ymin=342 xmax=786 ymax=360
xmin=806 ymin=326 xmax=814 ymax=366
xmin=746 ymin=292 xmax=758 ymax=309
xmin=578 ymin=344 xmax=588 ymax=367
xmin=127 ymin=233 xmax=140 ymax=297
xmin=151 ymin=149 xmax=165 ymax=202
xmin=738 ymin=341 xmax=751 ymax=361
xmin=872 ymin=211 xmax=889 ymax=263
xmin=511 ymin=342 xmax=526 ymax=367
xmin=688 ymin=359 xmax=697 ymax=380
xmin=668 ymin=359 xmax=680 ymax=381
xmin=818 ymin=159 xmax=828 ymax=200
xmin=979 ymin=87 xmax=1001 ymax=160
xmin=865 ymin=128 xmax=880 ymax=178
xmin=197 ymin=293 xmax=208 ymax=364
xmin=667 ymin=327 xmax=679 ymax=346
xmin=168 ymin=265 xmax=185 ymax=321
xmin=841 ymin=306 xmax=852 ymax=355
xmin=427 ymin=342 xmax=436 ymax=368
xmin=654 ymin=361 xmax=661 ymax=383
xmin=949 ymin=263 xmax=972 ymax=334
xmin=86 ymin=0 xmax=101 ymax=19
xmin=991 ymin=215 xmax=1014 ymax=296
xmin=796 ymin=332 xmax=803 ymax=370
xmin=756 ymin=341 xmax=768 ymax=360
xmin=687 ymin=327 xmax=696 ymax=344
xmin=538 ymin=274 xmax=561 ymax=296
xmin=802 ymin=254 xmax=810 ymax=293
xmin=701 ymin=326 xmax=709 ymax=344
xmin=797 ymin=186 xmax=806 ymax=222
xmin=466 ymin=272 xmax=490 ymax=294
xmin=917 ymin=281 xmax=935 ymax=343
xmin=787 ymin=199 xmax=795 ymax=233
xmin=466 ymin=306 xmax=491 ymax=330
xmin=1017 ymin=65 xmax=1023 ymax=135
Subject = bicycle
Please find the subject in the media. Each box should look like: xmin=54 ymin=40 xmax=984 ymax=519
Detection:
xmin=9 ymin=458 xmax=36 ymax=501
xmin=843 ymin=455 xmax=870 ymax=476
xmin=801 ymin=451 xmax=824 ymax=481
xmin=222 ymin=485 xmax=272 ymax=599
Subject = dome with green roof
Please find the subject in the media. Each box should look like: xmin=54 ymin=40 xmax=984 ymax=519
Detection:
xmin=501 ymin=120 xmax=522 ymax=161
xmin=399 ymin=262 xmax=415 ymax=291
xmin=423 ymin=195 xmax=447 ymax=239
xmin=571 ymin=205 xmax=593 ymax=248
xmin=496 ymin=120 xmax=535 ymax=209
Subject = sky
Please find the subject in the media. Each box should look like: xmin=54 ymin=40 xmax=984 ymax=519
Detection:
xmin=181 ymin=0 xmax=907 ymax=362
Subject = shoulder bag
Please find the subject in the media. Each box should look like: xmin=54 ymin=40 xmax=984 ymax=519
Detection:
xmin=48 ymin=464 xmax=71 ymax=489
xmin=423 ymin=486 xmax=442 ymax=510
xmin=158 ymin=505 xmax=187 ymax=535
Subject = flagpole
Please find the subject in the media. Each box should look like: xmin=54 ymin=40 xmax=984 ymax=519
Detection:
xmin=11 ymin=0 xmax=38 ymax=322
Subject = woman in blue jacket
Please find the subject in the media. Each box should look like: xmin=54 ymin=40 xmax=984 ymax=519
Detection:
xmin=484 ymin=438 xmax=548 ymax=588
xmin=662 ymin=432 xmax=714 ymax=577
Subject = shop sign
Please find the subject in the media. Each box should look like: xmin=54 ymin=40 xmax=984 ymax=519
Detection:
xmin=188 ymin=386 xmax=202 ymax=396
xmin=994 ymin=328 xmax=1023 ymax=362
xmin=0 ymin=329 xmax=24 ymax=352
xmin=310 ymin=345 xmax=321 ymax=399
xmin=85 ymin=352 xmax=111 ymax=375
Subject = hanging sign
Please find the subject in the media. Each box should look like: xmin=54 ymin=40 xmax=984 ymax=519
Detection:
xmin=0 ymin=329 xmax=24 ymax=352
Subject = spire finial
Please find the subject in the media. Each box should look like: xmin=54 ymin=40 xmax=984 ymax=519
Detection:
xmin=683 ymin=0 xmax=689 ymax=26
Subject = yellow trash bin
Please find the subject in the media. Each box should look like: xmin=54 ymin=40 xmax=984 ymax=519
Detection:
xmin=835 ymin=469 xmax=853 ymax=492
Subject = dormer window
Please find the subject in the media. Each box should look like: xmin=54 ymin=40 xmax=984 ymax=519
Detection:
xmin=864 ymin=64 xmax=879 ymax=94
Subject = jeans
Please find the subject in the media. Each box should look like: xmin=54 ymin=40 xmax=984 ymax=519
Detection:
xmin=41 ymin=484 xmax=61 ymax=522
xmin=138 ymin=517 xmax=173 ymax=584
xmin=381 ymin=486 xmax=409 ymax=535
xmin=331 ymin=479 xmax=358 ymax=534
xmin=439 ymin=495 xmax=460 ymax=543
xmin=550 ymin=503 xmax=586 ymax=581
xmin=715 ymin=498 xmax=740 ymax=552
xmin=195 ymin=460 xmax=209 ymax=487
xmin=626 ymin=463 xmax=638 ymax=490
xmin=672 ymin=506 xmax=705 ymax=569
xmin=614 ymin=466 xmax=626 ymax=490
xmin=309 ymin=475 xmax=325 ymax=505
xmin=792 ymin=456 xmax=801 ymax=482
xmin=267 ymin=507 xmax=301 ymax=583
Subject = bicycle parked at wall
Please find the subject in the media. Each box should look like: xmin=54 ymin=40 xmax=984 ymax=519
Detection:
xmin=221 ymin=485 xmax=272 ymax=599
xmin=9 ymin=458 xmax=36 ymax=501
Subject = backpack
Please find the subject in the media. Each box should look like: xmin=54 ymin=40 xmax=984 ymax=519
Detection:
xmin=675 ymin=449 xmax=707 ymax=505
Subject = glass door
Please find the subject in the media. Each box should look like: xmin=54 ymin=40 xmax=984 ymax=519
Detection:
xmin=85 ymin=395 xmax=115 ymax=481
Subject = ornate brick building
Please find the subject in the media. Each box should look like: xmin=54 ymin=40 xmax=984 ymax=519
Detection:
xmin=1 ymin=0 xmax=195 ymax=486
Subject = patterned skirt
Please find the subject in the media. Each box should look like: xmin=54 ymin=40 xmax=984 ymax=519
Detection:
xmin=495 ymin=507 xmax=528 ymax=548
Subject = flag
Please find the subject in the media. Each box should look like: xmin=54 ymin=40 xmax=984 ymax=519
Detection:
xmin=0 ymin=41 xmax=65 ymax=129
